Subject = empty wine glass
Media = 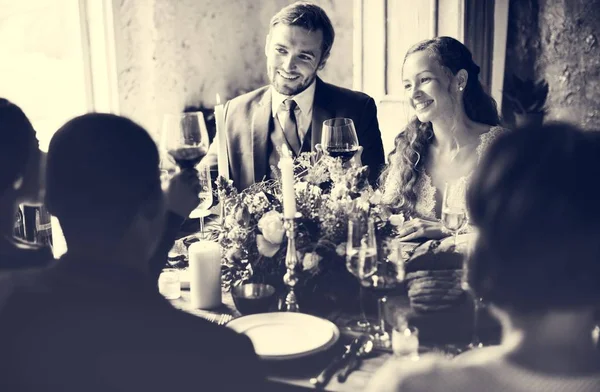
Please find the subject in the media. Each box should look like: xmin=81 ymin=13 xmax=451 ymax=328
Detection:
xmin=362 ymin=239 xmax=405 ymax=346
xmin=189 ymin=165 xmax=213 ymax=238
xmin=462 ymin=254 xmax=484 ymax=350
xmin=346 ymin=216 xmax=378 ymax=333
xmin=441 ymin=182 xmax=468 ymax=248
xmin=321 ymin=118 xmax=359 ymax=163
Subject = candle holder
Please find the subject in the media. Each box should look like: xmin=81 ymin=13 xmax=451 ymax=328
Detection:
xmin=219 ymin=190 xmax=227 ymax=227
xmin=282 ymin=213 xmax=301 ymax=312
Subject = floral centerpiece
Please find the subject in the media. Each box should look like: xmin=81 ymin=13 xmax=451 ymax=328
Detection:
xmin=216 ymin=152 xmax=399 ymax=313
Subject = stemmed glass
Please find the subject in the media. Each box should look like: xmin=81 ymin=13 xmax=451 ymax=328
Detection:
xmin=189 ymin=166 xmax=213 ymax=238
xmin=346 ymin=216 xmax=378 ymax=332
xmin=362 ymin=239 xmax=407 ymax=346
xmin=441 ymin=182 xmax=468 ymax=249
xmin=462 ymin=257 xmax=485 ymax=350
xmin=161 ymin=112 xmax=212 ymax=233
xmin=321 ymin=118 xmax=359 ymax=163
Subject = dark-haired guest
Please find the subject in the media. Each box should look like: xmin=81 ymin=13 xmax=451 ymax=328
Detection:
xmin=379 ymin=37 xmax=507 ymax=243
xmin=201 ymin=1 xmax=385 ymax=189
xmin=0 ymin=114 xmax=266 ymax=391
xmin=0 ymin=98 xmax=51 ymax=268
xmin=368 ymin=122 xmax=600 ymax=391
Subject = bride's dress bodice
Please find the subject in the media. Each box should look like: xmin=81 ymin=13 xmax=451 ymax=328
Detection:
xmin=414 ymin=126 xmax=506 ymax=220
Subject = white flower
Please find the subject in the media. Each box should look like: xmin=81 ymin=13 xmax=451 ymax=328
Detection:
xmin=390 ymin=214 xmax=406 ymax=227
xmin=302 ymin=252 xmax=322 ymax=271
xmin=256 ymin=234 xmax=280 ymax=257
xmin=257 ymin=210 xmax=285 ymax=245
xmin=369 ymin=190 xmax=383 ymax=205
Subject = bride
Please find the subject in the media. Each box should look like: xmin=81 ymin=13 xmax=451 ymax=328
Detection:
xmin=379 ymin=36 xmax=507 ymax=243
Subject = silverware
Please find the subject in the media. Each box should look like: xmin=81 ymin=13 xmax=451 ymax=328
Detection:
xmin=337 ymin=335 xmax=374 ymax=382
xmin=202 ymin=313 xmax=233 ymax=325
xmin=309 ymin=335 xmax=369 ymax=389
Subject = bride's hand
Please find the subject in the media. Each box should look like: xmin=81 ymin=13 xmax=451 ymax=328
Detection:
xmin=397 ymin=218 xmax=449 ymax=242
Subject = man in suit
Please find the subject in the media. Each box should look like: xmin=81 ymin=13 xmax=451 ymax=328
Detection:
xmin=202 ymin=1 xmax=385 ymax=190
xmin=0 ymin=114 xmax=266 ymax=391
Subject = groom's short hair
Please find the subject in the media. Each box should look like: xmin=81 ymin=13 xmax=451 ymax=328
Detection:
xmin=269 ymin=1 xmax=335 ymax=61
xmin=467 ymin=122 xmax=600 ymax=312
xmin=45 ymin=113 xmax=161 ymax=243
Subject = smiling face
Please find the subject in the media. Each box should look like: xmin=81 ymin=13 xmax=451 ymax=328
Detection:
xmin=402 ymin=51 xmax=459 ymax=124
xmin=265 ymin=24 xmax=328 ymax=96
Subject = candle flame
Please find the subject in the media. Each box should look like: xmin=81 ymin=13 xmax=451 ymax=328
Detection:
xmin=216 ymin=93 xmax=221 ymax=105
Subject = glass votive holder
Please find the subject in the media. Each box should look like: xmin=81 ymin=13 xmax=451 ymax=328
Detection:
xmin=392 ymin=326 xmax=419 ymax=360
xmin=159 ymin=268 xmax=181 ymax=300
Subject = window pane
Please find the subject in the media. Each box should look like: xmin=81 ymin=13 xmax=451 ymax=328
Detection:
xmin=0 ymin=0 xmax=87 ymax=151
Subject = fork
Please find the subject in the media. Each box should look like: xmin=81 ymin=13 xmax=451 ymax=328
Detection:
xmin=217 ymin=314 xmax=233 ymax=325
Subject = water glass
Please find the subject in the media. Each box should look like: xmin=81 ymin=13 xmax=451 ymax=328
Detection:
xmin=392 ymin=326 xmax=419 ymax=360
xmin=159 ymin=268 xmax=181 ymax=300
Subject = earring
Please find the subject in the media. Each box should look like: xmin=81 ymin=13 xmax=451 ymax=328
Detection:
xmin=458 ymin=86 xmax=464 ymax=91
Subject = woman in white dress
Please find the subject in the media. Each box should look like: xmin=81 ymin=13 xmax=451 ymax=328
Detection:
xmin=379 ymin=37 xmax=506 ymax=243
xmin=367 ymin=123 xmax=600 ymax=392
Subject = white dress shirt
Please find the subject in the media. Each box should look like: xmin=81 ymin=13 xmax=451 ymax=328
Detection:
xmin=271 ymin=79 xmax=316 ymax=143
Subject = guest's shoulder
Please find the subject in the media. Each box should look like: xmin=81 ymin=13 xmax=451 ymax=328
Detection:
xmin=226 ymin=85 xmax=271 ymax=111
xmin=367 ymin=354 xmax=460 ymax=392
xmin=318 ymin=78 xmax=374 ymax=104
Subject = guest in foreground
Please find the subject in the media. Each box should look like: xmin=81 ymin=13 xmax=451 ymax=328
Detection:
xmin=201 ymin=1 xmax=385 ymax=189
xmin=379 ymin=37 xmax=505 ymax=243
xmin=0 ymin=98 xmax=197 ymax=284
xmin=0 ymin=114 xmax=266 ymax=391
xmin=0 ymin=98 xmax=51 ymax=268
xmin=368 ymin=122 xmax=600 ymax=392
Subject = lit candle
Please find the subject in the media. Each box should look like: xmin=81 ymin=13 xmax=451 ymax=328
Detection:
xmin=279 ymin=145 xmax=297 ymax=219
xmin=215 ymin=94 xmax=229 ymax=180
xmin=188 ymin=241 xmax=222 ymax=309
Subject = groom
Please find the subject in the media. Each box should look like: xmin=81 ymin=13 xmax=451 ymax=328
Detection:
xmin=202 ymin=1 xmax=385 ymax=190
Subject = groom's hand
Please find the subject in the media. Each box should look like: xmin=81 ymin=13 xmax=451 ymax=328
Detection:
xmin=165 ymin=169 xmax=201 ymax=218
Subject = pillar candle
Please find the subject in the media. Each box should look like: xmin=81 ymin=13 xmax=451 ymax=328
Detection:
xmin=188 ymin=241 xmax=222 ymax=309
xmin=215 ymin=94 xmax=229 ymax=180
xmin=279 ymin=145 xmax=296 ymax=219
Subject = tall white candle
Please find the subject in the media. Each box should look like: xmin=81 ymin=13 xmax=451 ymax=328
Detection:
xmin=279 ymin=145 xmax=296 ymax=219
xmin=215 ymin=94 xmax=229 ymax=180
xmin=188 ymin=241 xmax=222 ymax=309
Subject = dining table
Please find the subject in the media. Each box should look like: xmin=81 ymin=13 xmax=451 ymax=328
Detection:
xmin=169 ymin=283 xmax=501 ymax=391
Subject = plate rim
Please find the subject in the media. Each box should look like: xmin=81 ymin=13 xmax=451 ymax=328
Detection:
xmin=226 ymin=312 xmax=340 ymax=361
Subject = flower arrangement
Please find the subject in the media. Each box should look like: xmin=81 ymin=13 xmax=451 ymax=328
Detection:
xmin=216 ymin=152 xmax=399 ymax=312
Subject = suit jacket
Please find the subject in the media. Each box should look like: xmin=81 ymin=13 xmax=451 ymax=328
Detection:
xmin=0 ymin=258 xmax=267 ymax=392
xmin=203 ymin=77 xmax=385 ymax=190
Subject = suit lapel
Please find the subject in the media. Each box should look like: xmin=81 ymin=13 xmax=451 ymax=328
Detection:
xmin=311 ymin=78 xmax=333 ymax=152
xmin=251 ymin=89 xmax=272 ymax=184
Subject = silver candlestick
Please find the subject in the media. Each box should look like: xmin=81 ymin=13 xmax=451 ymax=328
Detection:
xmin=282 ymin=214 xmax=301 ymax=312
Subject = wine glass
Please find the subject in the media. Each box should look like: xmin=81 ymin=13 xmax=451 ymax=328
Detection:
xmin=362 ymin=239 xmax=406 ymax=347
xmin=161 ymin=112 xmax=210 ymax=221
xmin=461 ymin=248 xmax=485 ymax=350
xmin=189 ymin=165 xmax=213 ymax=238
xmin=321 ymin=118 xmax=359 ymax=163
xmin=346 ymin=216 xmax=378 ymax=333
xmin=441 ymin=182 xmax=468 ymax=249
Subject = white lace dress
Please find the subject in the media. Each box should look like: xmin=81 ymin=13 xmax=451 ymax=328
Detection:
xmin=413 ymin=126 xmax=506 ymax=220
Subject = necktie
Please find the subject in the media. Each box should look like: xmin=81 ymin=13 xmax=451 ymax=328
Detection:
xmin=282 ymin=99 xmax=301 ymax=155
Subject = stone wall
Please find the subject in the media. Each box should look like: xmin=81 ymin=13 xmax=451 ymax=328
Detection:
xmin=504 ymin=0 xmax=600 ymax=130
xmin=112 ymin=0 xmax=353 ymax=139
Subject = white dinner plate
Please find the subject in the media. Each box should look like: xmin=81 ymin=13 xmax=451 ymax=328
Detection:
xmin=226 ymin=312 xmax=340 ymax=360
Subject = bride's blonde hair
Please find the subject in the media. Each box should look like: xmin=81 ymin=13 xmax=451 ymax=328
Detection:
xmin=379 ymin=37 xmax=500 ymax=215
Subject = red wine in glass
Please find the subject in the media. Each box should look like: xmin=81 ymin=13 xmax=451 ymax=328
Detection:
xmin=326 ymin=146 xmax=359 ymax=162
xmin=322 ymin=118 xmax=359 ymax=163
xmin=168 ymin=145 xmax=208 ymax=169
